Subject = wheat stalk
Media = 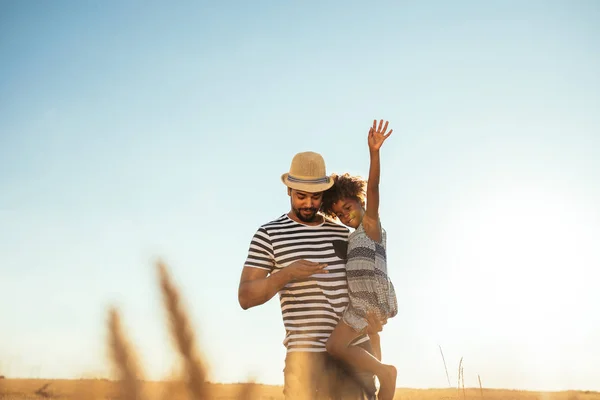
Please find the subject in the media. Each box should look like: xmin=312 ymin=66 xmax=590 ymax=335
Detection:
xmin=99 ymin=259 xmax=260 ymax=400
xmin=461 ymin=362 xmax=465 ymax=399
xmin=457 ymin=357 xmax=465 ymax=398
xmin=478 ymin=374 xmax=484 ymax=399
xmin=438 ymin=345 xmax=451 ymax=387
xmin=107 ymin=307 xmax=147 ymax=400
xmin=157 ymin=260 xmax=210 ymax=400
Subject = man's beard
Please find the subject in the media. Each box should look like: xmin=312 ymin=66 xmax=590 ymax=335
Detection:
xmin=294 ymin=207 xmax=318 ymax=222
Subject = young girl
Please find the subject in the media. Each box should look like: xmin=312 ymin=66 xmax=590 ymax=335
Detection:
xmin=321 ymin=119 xmax=399 ymax=400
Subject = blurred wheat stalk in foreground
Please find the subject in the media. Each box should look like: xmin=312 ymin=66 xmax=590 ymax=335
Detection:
xmin=107 ymin=260 xmax=256 ymax=400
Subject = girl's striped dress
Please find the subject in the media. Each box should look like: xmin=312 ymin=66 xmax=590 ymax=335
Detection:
xmin=342 ymin=219 xmax=398 ymax=332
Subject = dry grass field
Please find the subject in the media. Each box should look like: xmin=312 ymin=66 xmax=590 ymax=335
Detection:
xmin=2 ymin=260 xmax=598 ymax=400
xmin=1 ymin=379 xmax=599 ymax=400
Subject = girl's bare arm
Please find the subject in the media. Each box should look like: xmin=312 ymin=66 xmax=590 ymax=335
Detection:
xmin=363 ymin=119 xmax=392 ymax=242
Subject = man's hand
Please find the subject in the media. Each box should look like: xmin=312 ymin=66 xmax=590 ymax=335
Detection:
xmin=285 ymin=260 xmax=328 ymax=281
xmin=368 ymin=119 xmax=393 ymax=152
xmin=365 ymin=311 xmax=387 ymax=335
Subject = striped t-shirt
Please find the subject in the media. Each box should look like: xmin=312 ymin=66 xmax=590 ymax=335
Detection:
xmin=244 ymin=213 xmax=369 ymax=352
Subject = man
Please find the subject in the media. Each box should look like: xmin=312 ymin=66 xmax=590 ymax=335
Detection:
xmin=238 ymin=151 xmax=382 ymax=399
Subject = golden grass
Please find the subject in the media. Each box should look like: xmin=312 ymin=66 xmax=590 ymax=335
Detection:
xmin=0 ymin=379 xmax=281 ymax=399
xmin=1 ymin=379 xmax=599 ymax=400
xmin=1 ymin=259 xmax=599 ymax=400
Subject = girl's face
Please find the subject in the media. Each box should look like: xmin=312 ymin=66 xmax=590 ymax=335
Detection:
xmin=331 ymin=197 xmax=364 ymax=229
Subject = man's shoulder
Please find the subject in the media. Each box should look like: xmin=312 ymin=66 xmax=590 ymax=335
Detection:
xmin=253 ymin=214 xmax=290 ymax=231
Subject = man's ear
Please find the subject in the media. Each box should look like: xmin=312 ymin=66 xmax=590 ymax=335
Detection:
xmin=287 ymin=187 xmax=292 ymax=196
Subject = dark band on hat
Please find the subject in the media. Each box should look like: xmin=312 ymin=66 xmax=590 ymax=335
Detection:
xmin=287 ymin=174 xmax=330 ymax=184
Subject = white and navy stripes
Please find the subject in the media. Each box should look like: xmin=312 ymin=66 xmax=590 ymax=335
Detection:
xmin=244 ymin=214 xmax=368 ymax=352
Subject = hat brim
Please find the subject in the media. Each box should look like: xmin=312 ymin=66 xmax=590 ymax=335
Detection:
xmin=281 ymin=173 xmax=334 ymax=193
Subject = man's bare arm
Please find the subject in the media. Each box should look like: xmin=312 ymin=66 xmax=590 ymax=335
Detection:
xmin=238 ymin=260 xmax=328 ymax=310
xmin=238 ymin=267 xmax=291 ymax=310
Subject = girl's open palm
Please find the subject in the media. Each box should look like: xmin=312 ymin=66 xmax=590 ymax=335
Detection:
xmin=368 ymin=119 xmax=393 ymax=151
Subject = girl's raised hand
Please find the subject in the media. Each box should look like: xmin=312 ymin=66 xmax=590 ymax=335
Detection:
xmin=368 ymin=119 xmax=393 ymax=151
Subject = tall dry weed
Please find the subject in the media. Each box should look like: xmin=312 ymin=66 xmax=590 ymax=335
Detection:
xmin=478 ymin=374 xmax=484 ymax=399
xmin=107 ymin=307 xmax=147 ymax=400
xmin=457 ymin=357 xmax=463 ymax=398
xmin=438 ymin=345 xmax=451 ymax=388
xmin=157 ymin=260 xmax=210 ymax=399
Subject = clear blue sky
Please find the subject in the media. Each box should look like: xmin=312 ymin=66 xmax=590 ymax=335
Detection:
xmin=1 ymin=0 xmax=599 ymax=392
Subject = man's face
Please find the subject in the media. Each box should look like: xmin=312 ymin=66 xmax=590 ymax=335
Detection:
xmin=289 ymin=189 xmax=323 ymax=222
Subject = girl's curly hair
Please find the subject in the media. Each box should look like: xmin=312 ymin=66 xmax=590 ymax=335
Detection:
xmin=321 ymin=173 xmax=367 ymax=219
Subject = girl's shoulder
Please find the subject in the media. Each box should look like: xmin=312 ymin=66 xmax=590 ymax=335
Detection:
xmin=353 ymin=216 xmax=385 ymax=245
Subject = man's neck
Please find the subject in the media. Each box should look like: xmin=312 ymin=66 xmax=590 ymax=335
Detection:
xmin=287 ymin=211 xmax=324 ymax=226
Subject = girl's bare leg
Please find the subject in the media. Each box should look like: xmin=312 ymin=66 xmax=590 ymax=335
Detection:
xmin=369 ymin=332 xmax=382 ymax=361
xmin=326 ymin=321 xmax=397 ymax=400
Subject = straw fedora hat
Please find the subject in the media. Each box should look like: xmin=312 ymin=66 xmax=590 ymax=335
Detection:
xmin=281 ymin=151 xmax=334 ymax=193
